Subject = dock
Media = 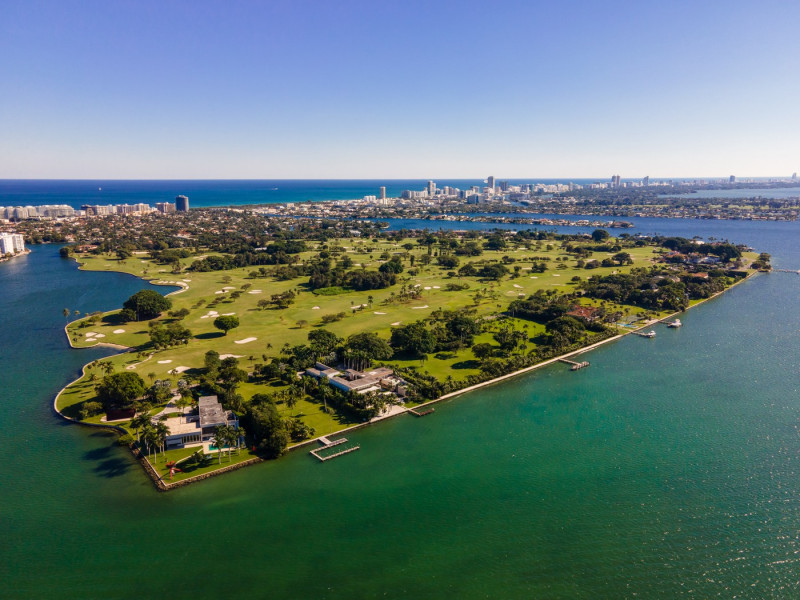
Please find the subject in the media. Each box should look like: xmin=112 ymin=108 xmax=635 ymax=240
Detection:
xmin=558 ymin=359 xmax=590 ymax=370
xmin=409 ymin=407 xmax=435 ymax=417
xmin=309 ymin=436 xmax=358 ymax=461
xmin=631 ymin=330 xmax=656 ymax=338
xmin=773 ymin=269 xmax=800 ymax=274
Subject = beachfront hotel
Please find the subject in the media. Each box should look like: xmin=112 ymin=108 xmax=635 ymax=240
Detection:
xmin=0 ymin=232 xmax=25 ymax=256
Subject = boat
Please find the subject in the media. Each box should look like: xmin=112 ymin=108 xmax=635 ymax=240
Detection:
xmin=667 ymin=319 xmax=682 ymax=328
xmin=642 ymin=330 xmax=656 ymax=338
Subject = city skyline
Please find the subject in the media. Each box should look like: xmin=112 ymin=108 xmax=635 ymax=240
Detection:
xmin=2 ymin=0 xmax=799 ymax=179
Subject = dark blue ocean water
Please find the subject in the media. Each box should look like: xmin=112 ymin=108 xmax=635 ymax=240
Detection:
xmin=0 ymin=179 xmax=601 ymax=209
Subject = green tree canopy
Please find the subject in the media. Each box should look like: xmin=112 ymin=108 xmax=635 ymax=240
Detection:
xmin=95 ymin=372 xmax=145 ymax=414
xmin=390 ymin=321 xmax=437 ymax=356
xmin=346 ymin=332 xmax=393 ymax=360
xmin=308 ymin=329 xmax=342 ymax=356
xmin=122 ymin=289 xmax=172 ymax=321
xmin=213 ymin=315 xmax=240 ymax=335
xmin=591 ymin=229 xmax=610 ymax=242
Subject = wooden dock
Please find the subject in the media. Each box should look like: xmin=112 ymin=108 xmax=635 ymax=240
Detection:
xmin=409 ymin=407 xmax=435 ymax=417
xmin=773 ymin=269 xmax=800 ymax=274
xmin=558 ymin=359 xmax=590 ymax=370
xmin=310 ymin=436 xmax=356 ymax=461
xmin=311 ymin=445 xmax=360 ymax=462
xmin=631 ymin=330 xmax=656 ymax=338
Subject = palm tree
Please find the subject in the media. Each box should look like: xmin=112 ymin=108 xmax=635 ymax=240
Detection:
xmin=130 ymin=413 xmax=152 ymax=443
xmin=155 ymin=421 xmax=169 ymax=462
xmin=286 ymin=393 xmax=298 ymax=417
xmin=211 ymin=427 xmax=227 ymax=464
xmin=234 ymin=425 xmax=245 ymax=455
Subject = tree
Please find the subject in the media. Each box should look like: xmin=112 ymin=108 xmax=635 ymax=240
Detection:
xmin=96 ymin=372 xmax=145 ymax=414
xmin=245 ymin=398 xmax=289 ymax=458
xmin=213 ymin=315 xmax=240 ymax=335
xmin=130 ymin=412 xmax=152 ymax=443
xmin=346 ymin=332 xmax=393 ymax=360
xmin=122 ymin=289 xmax=172 ymax=321
xmin=591 ymin=229 xmax=610 ymax=242
xmin=308 ymin=329 xmax=342 ymax=357
xmin=390 ymin=322 xmax=436 ymax=356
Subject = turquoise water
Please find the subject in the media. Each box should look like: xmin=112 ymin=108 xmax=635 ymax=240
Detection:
xmin=2 ymin=218 xmax=800 ymax=598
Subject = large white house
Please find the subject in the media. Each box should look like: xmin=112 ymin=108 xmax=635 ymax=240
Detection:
xmin=164 ymin=395 xmax=239 ymax=449
xmin=0 ymin=233 xmax=25 ymax=256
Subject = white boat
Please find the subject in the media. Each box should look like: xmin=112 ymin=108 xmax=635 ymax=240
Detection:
xmin=667 ymin=319 xmax=682 ymax=328
xmin=643 ymin=330 xmax=656 ymax=338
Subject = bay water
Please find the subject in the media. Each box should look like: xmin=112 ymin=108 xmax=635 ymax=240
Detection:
xmin=2 ymin=191 xmax=800 ymax=597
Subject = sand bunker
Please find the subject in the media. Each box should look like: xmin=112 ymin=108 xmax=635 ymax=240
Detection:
xmin=222 ymin=312 xmax=236 ymax=316
xmin=530 ymin=276 xmax=538 ymax=279
xmin=248 ymin=290 xmax=262 ymax=294
xmin=93 ymin=333 xmax=105 ymax=338
xmin=222 ymin=286 xmax=236 ymax=290
xmin=513 ymin=284 xmax=523 ymax=288
xmin=374 ymin=311 xmax=386 ymax=315
xmin=424 ymin=286 xmax=431 ymax=290
xmin=157 ymin=359 xmax=173 ymax=364
xmin=172 ymin=366 xmax=190 ymax=373
xmin=219 ymin=354 xmax=243 ymax=359
xmin=214 ymin=291 xmax=224 ymax=294
xmin=312 ymin=306 xmax=320 ymax=310
xmin=112 ymin=329 xmax=126 ymax=334
xmin=391 ymin=321 xmax=402 ymax=326
xmin=432 ymin=285 xmax=440 ymax=289
xmin=412 ymin=305 xmax=429 ymax=309
xmin=552 ymin=274 xmax=561 ymax=277
xmin=234 ymin=337 xmax=257 ymax=344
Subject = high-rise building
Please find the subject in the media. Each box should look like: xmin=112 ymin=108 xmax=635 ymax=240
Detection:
xmin=611 ymin=175 xmax=621 ymax=188
xmin=175 ymin=195 xmax=189 ymax=212
xmin=487 ymin=176 xmax=495 ymax=191
xmin=0 ymin=232 xmax=25 ymax=255
xmin=156 ymin=202 xmax=176 ymax=213
xmin=379 ymin=186 xmax=386 ymax=200
xmin=642 ymin=176 xmax=650 ymax=186
xmin=729 ymin=175 xmax=736 ymax=183
xmin=793 ymin=173 xmax=797 ymax=181
xmin=427 ymin=180 xmax=436 ymax=197
xmin=498 ymin=180 xmax=509 ymax=192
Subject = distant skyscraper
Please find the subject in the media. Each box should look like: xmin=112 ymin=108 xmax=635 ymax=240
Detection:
xmin=642 ymin=176 xmax=650 ymax=186
xmin=729 ymin=175 xmax=736 ymax=183
xmin=611 ymin=175 xmax=621 ymax=188
xmin=498 ymin=180 xmax=509 ymax=192
xmin=175 ymin=195 xmax=189 ymax=212
xmin=379 ymin=186 xmax=386 ymax=200
xmin=793 ymin=172 xmax=797 ymax=181
xmin=427 ymin=180 xmax=436 ymax=196
xmin=487 ymin=176 xmax=495 ymax=191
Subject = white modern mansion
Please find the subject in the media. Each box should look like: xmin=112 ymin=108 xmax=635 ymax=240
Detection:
xmin=0 ymin=233 xmax=25 ymax=256
xmin=164 ymin=395 xmax=239 ymax=449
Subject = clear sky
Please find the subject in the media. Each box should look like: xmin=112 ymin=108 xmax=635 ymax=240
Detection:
xmin=1 ymin=0 xmax=798 ymax=179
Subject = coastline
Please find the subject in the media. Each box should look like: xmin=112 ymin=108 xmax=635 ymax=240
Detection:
xmin=52 ymin=254 xmax=759 ymax=491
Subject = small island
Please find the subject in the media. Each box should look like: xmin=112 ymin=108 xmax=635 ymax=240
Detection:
xmin=53 ymin=221 xmax=768 ymax=489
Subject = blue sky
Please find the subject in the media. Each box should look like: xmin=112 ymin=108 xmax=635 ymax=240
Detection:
xmin=1 ymin=0 xmax=798 ymax=179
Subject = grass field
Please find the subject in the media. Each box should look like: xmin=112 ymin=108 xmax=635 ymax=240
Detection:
xmin=56 ymin=235 xmax=753 ymax=459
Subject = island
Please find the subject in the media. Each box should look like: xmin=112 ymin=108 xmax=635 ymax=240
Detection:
xmin=52 ymin=218 xmax=769 ymax=489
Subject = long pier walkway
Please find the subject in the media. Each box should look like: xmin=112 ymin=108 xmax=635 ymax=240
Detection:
xmin=558 ymin=358 xmax=590 ymax=370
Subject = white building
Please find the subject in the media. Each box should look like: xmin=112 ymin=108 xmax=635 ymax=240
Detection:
xmin=0 ymin=233 xmax=25 ymax=255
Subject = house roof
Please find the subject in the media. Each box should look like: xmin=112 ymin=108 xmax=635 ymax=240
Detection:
xmin=198 ymin=395 xmax=228 ymax=427
xmin=566 ymin=305 xmax=601 ymax=320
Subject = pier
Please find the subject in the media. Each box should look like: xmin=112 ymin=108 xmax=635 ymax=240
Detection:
xmin=309 ymin=436 xmax=358 ymax=461
xmin=409 ymin=407 xmax=435 ymax=417
xmin=559 ymin=359 xmax=590 ymax=370
xmin=631 ymin=330 xmax=656 ymax=338
xmin=773 ymin=269 xmax=800 ymax=274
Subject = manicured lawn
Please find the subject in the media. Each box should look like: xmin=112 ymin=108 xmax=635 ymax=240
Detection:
xmin=58 ymin=237 xmax=755 ymax=443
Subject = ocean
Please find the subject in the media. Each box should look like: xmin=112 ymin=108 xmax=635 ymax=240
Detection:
xmin=2 ymin=181 xmax=800 ymax=598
